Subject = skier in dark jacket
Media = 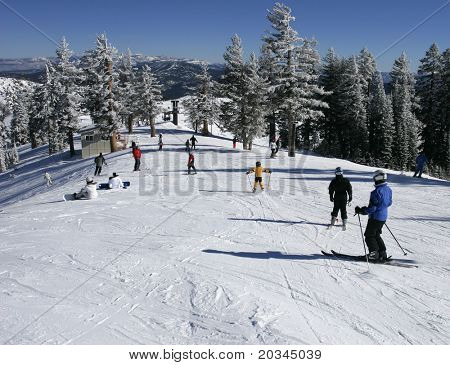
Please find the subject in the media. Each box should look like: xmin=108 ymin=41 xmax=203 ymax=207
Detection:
xmin=190 ymin=135 xmax=198 ymax=150
xmin=94 ymin=153 xmax=107 ymax=176
xmin=328 ymin=167 xmax=352 ymax=230
xmin=355 ymin=169 xmax=393 ymax=262
xmin=413 ymin=152 xmax=428 ymax=178
xmin=185 ymin=139 xmax=191 ymax=152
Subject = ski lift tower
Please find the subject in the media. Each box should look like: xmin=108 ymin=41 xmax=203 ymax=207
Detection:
xmin=171 ymin=100 xmax=179 ymax=126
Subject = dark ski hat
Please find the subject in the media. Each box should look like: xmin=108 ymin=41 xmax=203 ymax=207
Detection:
xmin=335 ymin=167 xmax=343 ymax=175
xmin=112 ymin=172 xmax=119 ymax=177
xmin=256 ymin=161 xmax=261 ymax=167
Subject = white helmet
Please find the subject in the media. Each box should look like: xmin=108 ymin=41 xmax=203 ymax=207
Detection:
xmin=86 ymin=177 xmax=94 ymax=184
xmin=373 ymin=169 xmax=387 ymax=182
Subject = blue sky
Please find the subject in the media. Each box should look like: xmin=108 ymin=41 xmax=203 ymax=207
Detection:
xmin=0 ymin=0 xmax=448 ymax=71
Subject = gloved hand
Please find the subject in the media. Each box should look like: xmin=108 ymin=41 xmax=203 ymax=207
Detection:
xmin=330 ymin=196 xmax=334 ymax=202
xmin=355 ymin=206 xmax=368 ymax=215
xmin=269 ymin=171 xmax=272 ymax=174
xmin=246 ymin=171 xmax=250 ymax=175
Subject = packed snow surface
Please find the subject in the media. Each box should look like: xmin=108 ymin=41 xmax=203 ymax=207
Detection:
xmin=1 ymin=122 xmax=449 ymax=345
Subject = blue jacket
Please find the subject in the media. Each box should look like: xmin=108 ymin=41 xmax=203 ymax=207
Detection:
xmin=416 ymin=153 xmax=428 ymax=169
xmin=364 ymin=183 xmax=392 ymax=221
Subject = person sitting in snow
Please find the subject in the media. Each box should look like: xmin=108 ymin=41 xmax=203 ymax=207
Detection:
xmin=246 ymin=161 xmax=271 ymax=192
xmin=108 ymin=172 xmax=124 ymax=189
xmin=73 ymin=177 xmax=98 ymax=200
xmin=355 ymin=170 xmax=393 ymax=262
xmin=328 ymin=167 xmax=352 ymax=230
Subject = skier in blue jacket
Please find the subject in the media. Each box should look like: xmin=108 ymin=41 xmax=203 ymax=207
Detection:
xmin=355 ymin=170 xmax=393 ymax=262
xmin=413 ymin=152 xmax=428 ymax=178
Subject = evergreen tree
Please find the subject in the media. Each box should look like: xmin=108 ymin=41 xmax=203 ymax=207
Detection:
xmin=368 ymin=72 xmax=394 ymax=166
xmin=440 ymin=48 xmax=450 ymax=174
xmin=28 ymin=84 xmax=49 ymax=149
xmin=10 ymin=88 xmax=31 ymax=146
xmin=390 ymin=53 xmax=419 ymax=170
xmin=357 ymin=47 xmax=376 ymax=102
xmin=83 ymin=34 xmax=121 ymax=151
xmin=243 ymin=53 xmax=269 ymax=150
xmin=416 ymin=43 xmax=443 ymax=169
xmin=118 ymin=49 xmax=138 ymax=133
xmin=220 ymin=34 xmax=249 ymax=147
xmin=184 ymin=64 xmax=218 ymax=136
xmin=53 ymin=37 xmax=82 ymax=156
xmin=264 ymin=2 xmax=302 ymax=157
xmin=341 ymin=57 xmax=368 ymax=161
xmin=296 ymin=38 xmax=328 ymax=151
xmin=0 ymin=101 xmax=10 ymax=172
xmin=135 ymin=64 xmax=162 ymax=137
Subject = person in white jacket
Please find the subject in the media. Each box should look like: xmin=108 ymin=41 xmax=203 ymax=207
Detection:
xmin=44 ymin=172 xmax=53 ymax=187
xmin=108 ymin=172 xmax=124 ymax=189
xmin=74 ymin=177 xmax=98 ymax=200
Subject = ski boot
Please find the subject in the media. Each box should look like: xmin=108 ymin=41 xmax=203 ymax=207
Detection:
xmin=328 ymin=216 xmax=337 ymax=229
xmin=367 ymin=251 xmax=379 ymax=262
xmin=342 ymin=219 xmax=347 ymax=231
xmin=379 ymin=250 xmax=388 ymax=262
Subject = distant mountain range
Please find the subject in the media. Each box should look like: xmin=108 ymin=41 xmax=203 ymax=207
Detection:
xmin=0 ymin=55 xmax=225 ymax=100
xmin=0 ymin=56 xmax=394 ymax=100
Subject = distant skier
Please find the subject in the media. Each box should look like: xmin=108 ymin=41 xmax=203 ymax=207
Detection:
xmin=187 ymin=153 xmax=197 ymax=174
xmin=190 ymin=135 xmax=198 ymax=150
xmin=355 ymin=170 xmax=393 ymax=262
xmin=275 ymin=138 xmax=281 ymax=154
xmin=94 ymin=153 xmax=107 ymax=176
xmin=185 ymin=139 xmax=191 ymax=152
xmin=108 ymin=172 xmax=124 ymax=189
xmin=159 ymin=134 xmax=163 ymax=151
xmin=132 ymin=146 xmax=142 ymax=171
xmin=73 ymin=177 xmax=98 ymax=200
xmin=246 ymin=161 xmax=271 ymax=192
xmin=328 ymin=167 xmax=352 ymax=230
xmin=233 ymin=136 xmax=237 ymax=149
xmin=270 ymin=141 xmax=277 ymax=158
xmin=44 ymin=172 xmax=53 ymax=187
xmin=413 ymin=151 xmax=428 ymax=178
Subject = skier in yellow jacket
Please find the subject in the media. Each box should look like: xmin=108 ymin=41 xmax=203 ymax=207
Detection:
xmin=246 ymin=161 xmax=271 ymax=192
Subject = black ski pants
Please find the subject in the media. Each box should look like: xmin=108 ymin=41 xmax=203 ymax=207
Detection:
xmin=94 ymin=166 xmax=102 ymax=176
xmin=364 ymin=218 xmax=387 ymax=253
xmin=188 ymin=165 xmax=196 ymax=174
xmin=331 ymin=195 xmax=348 ymax=220
xmin=134 ymin=158 xmax=141 ymax=171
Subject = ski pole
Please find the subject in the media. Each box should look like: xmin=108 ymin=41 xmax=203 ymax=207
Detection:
xmin=385 ymin=223 xmax=407 ymax=256
xmin=357 ymin=214 xmax=370 ymax=271
xmin=247 ymin=174 xmax=253 ymax=190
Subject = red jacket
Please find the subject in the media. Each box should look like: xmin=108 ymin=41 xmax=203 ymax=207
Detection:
xmin=188 ymin=154 xmax=194 ymax=165
xmin=133 ymin=148 xmax=142 ymax=159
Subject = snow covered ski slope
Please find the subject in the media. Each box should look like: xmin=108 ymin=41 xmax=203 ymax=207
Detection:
xmin=1 ymin=122 xmax=449 ymax=345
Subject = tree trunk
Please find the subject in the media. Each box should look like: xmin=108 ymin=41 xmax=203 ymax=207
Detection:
xmin=242 ymin=134 xmax=248 ymax=150
xmin=110 ymin=132 xmax=118 ymax=152
xmin=202 ymin=120 xmax=209 ymax=136
xmin=248 ymin=140 xmax=253 ymax=151
xmin=269 ymin=112 xmax=276 ymax=142
xmin=30 ymin=131 xmax=37 ymax=149
xmin=150 ymin=116 xmax=156 ymax=137
xmin=288 ymin=118 xmax=296 ymax=157
xmin=127 ymin=115 xmax=133 ymax=134
xmin=68 ymin=129 xmax=75 ymax=157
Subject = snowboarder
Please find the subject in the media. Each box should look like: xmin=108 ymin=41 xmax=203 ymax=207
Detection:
xmin=233 ymin=136 xmax=237 ymax=149
xmin=246 ymin=161 xmax=271 ymax=192
xmin=355 ymin=170 xmax=393 ymax=262
xmin=73 ymin=177 xmax=98 ymax=200
xmin=108 ymin=172 xmax=124 ymax=189
xmin=328 ymin=167 xmax=352 ymax=230
xmin=185 ymin=139 xmax=191 ymax=153
xmin=132 ymin=146 xmax=142 ymax=171
xmin=275 ymin=138 xmax=281 ymax=154
xmin=190 ymin=135 xmax=198 ymax=150
xmin=158 ymin=134 xmax=163 ymax=151
xmin=413 ymin=151 xmax=428 ymax=178
xmin=270 ymin=141 xmax=277 ymax=158
xmin=44 ymin=172 xmax=53 ymax=187
xmin=94 ymin=153 xmax=107 ymax=176
xmin=187 ymin=153 xmax=197 ymax=174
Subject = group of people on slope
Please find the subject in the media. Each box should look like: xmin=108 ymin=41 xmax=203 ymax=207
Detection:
xmin=328 ymin=167 xmax=393 ymax=263
xmin=185 ymin=135 xmax=198 ymax=153
xmin=73 ymin=172 xmax=124 ymax=200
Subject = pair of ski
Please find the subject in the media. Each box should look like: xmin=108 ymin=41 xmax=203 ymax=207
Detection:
xmin=321 ymin=250 xmax=418 ymax=268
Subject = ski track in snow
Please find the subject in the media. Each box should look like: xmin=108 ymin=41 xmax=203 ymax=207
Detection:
xmin=0 ymin=121 xmax=449 ymax=345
